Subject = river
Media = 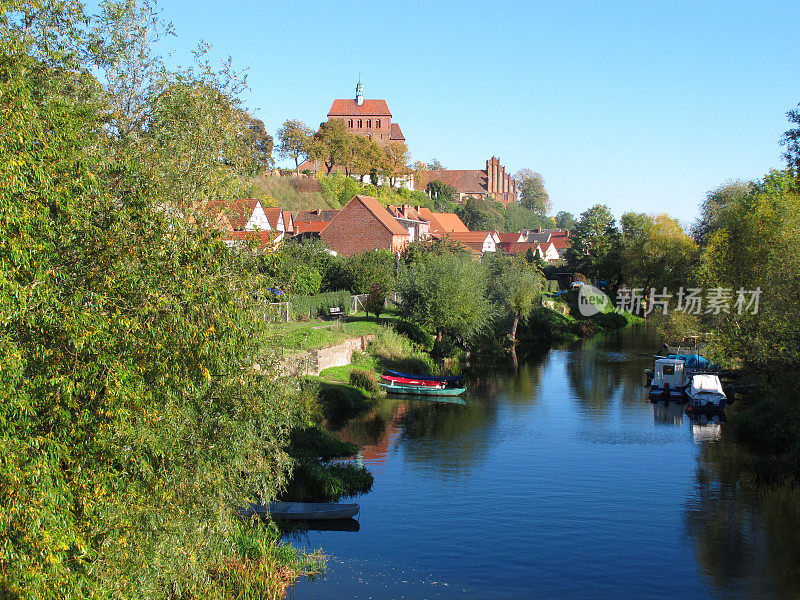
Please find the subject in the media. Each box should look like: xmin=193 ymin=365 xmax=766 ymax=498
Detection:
xmin=288 ymin=326 xmax=800 ymax=599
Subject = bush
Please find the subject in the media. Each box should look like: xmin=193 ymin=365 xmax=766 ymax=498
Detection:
xmin=658 ymin=311 xmax=701 ymax=345
xmin=349 ymin=369 xmax=381 ymax=395
xmin=291 ymin=290 xmax=351 ymax=319
xmin=393 ymin=319 xmax=435 ymax=351
xmin=367 ymin=328 xmax=437 ymax=374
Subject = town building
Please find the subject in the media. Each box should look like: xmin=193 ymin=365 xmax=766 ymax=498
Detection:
xmin=387 ymin=205 xmax=430 ymax=242
xmin=415 ymin=208 xmax=469 ymax=235
xmin=435 ymin=231 xmax=500 ymax=254
xmin=417 ymin=156 xmax=518 ymax=205
xmin=320 ymin=195 xmax=410 ymax=256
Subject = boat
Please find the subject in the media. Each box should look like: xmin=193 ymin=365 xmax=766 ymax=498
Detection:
xmin=378 ymin=381 xmax=466 ymax=396
xmin=383 ymin=369 xmax=464 ymax=385
xmin=380 ymin=374 xmax=443 ymax=387
xmin=648 ymin=358 xmax=688 ymax=400
xmin=239 ymin=501 xmax=359 ymax=520
xmin=685 ymin=373 xmax=727 ymax=412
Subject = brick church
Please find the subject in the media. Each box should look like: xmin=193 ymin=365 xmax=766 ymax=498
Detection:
xmin=416 ymin=156 xmax=518 ymax=206
xmin=327 ymin=80 xmax=406 ymax=146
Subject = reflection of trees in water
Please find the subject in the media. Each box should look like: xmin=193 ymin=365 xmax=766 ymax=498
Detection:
xmin=567 ymin=326 xmax=659 ymax=412
xmin=685 ymin=435 xmax=800 ymax=599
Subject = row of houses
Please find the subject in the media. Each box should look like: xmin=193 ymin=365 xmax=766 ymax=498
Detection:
xmin=204 ymin=195 xmax=573 ymax=260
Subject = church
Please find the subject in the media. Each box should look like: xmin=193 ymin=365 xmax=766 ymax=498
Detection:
xmin=327 ymin=80 xmax=406 ymax=147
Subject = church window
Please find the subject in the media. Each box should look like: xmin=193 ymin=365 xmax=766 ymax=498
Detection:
xmin=367 ymin=119 xmax=371 ymax=128
xmin=348 ymin=119 xmax=353 ymax=127
xmin=376 ymin=119 xmax=381 ymax=128
xmin=357 ymin=119 xmax=362 ymax=128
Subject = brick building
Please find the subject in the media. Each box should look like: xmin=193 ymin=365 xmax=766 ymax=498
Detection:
xmin=327 ymin=80 xmax=406 ymax=146
xmin=320 ymin=195 xmax=410 ymax=256
xmin=417 ymin=156 xmax=518 ymax=205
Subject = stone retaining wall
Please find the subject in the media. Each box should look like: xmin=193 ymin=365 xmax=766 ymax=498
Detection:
xmin=282 ymin=335 xmax=375 ymax=376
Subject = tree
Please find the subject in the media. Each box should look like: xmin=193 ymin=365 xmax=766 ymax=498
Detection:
xmin=276 ymin=118 xmax=313 ymax=173
xmin=308 ymin=118 xmax=355 ymax=174
xmin=347 ymin=134 xmax=382 ymax=181
xmin=490 ymin=256 xmax=544 ymax=340
xmin=426 ymin=158 xmax=445 ymax=170
xmin=426 ymin=179 xmax=458 ymax=210
xmin=398 ymin=253 xmax=492 ymax=346
xmin=364 ymin=280 xmax=392 ymax=319
xmin=344 ymin=249 xmax=396 ymax=294
xmin=564 ymin=204 xmax=622 ymax=282
xmin=240 ymin=111 xmax=273 ymax=169
xmin=458 ymin=197 xmax=505 ymax=231
xmin=620 ymin=212 xmax=698 ymax=293
xmin=380 ymin=141 xmax=411 ymax=187
xmin=504 ymin=202 xmax=552 ymax=233
xmin=555 ymin=211 xmax=576 ymax=230
xmin=781 ymin=101 xmax=800 ymax=187
xmin=516 ymin=169 xmax=551 ymax=214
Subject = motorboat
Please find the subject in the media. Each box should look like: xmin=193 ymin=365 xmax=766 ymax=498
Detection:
xmin=685 ymin=374 xmax=727 ymax=412
xmin=648 ymin=358 xmax=688 ymax=400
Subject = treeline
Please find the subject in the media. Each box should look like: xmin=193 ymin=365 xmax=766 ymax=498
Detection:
xmin=0 ymin=1 xmax=349 ymax=598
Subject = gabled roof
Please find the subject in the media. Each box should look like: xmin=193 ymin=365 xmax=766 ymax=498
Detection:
xmin=295 ymin=209 xmax=340 ymax=223
xmin=295 ymin=220 xmax=329 ymax=234
xmin=263 ymin=207 xmax=284 ymax=230
xmin=498 ymin=232 xmax=525 ymax=244
xmin=504 ymin=241 xmax=543 ymax=255
xmin=205 ymin=199 xmax=261 ymax=231
xmin=328 ymin=99 xmax=392 ymax=117
xmin=418 ymin=170 xmax=487 ymax=194
xmin=282 ymin=210 xmax=294 ymax=229
xmin=416 ymin=208 xmax=469 ymax=234
xmin=350 ymin=195 xmax=409 ymax=236
xmin=443 ymin=231 xmax=496 ymax=244
xmin=390 ymin=123 xmax=405 ymax=141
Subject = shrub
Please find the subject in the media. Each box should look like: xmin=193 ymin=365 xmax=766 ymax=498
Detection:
xmin=393 ymin=319 xmax=435 ymax=351
xmin=291 ymin=291 xmax=351 ymax=319
xmin=349 ymin=369 xmax=381 ymax=395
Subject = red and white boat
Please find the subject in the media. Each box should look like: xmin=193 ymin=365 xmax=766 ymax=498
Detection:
xmin=380 ymin=374 xmax=443 ymax=388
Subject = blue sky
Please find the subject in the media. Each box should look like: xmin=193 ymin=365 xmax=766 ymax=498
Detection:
xmin=93 ymin=0 xmax=800 ymax=223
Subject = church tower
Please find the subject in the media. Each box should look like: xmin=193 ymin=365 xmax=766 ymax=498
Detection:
xmin=355 ymin=79 xmax=364 ymax=106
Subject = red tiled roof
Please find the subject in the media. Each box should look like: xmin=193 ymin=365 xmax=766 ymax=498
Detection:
xmin=504 ymin=241 xmax=543 ymax=255
xmin=416 ymin=208 xmax=470 ymax=234
xmin=295 ymin=220 xmax=329 ymax=234
xmin=445 ymin=231 xmax=495 ymax=244
xmin=390 ymin=122 xmax=405 ymax=141
xmin=295 ymin=209 xmax=340 ymax=223
xmin=418 ymin=170 xmax=487 ymax=195
xmin=328 ymin=99 xmax=392 ymax=117
xmin=498 ymin=232 xmax=524 ymax=244
xmin=387 ymin=205 xmax=426 ymax=222
xmin=263 ymin=207 xmax=283 ymax=230
xmin=205 ymin=199 xmax=260 ymax=230
xmin=351 ymin=195 xmax=409 ymax=236
xmin=282 ymin=210 xmax=294 ymax=232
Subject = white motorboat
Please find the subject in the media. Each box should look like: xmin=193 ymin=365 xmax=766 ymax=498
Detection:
xmin=685 ymin=374 xmax=727 ymax=412
xmin=648 ymin=358 xmax=688 ymax=400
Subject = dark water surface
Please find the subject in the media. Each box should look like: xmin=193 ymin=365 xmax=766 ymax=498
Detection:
xmin=288 ymin=327 xmax=800 ymax=599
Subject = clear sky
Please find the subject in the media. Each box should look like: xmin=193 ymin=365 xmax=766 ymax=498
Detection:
xmin=93 ymin=0 xmax=800 ymax=223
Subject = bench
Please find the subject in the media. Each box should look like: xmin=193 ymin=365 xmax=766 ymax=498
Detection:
xmin=328 ymin=307 xmax=343 ymax=320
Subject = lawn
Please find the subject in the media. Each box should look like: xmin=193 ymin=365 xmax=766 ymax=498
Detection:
xmin=273 ymin=312 xmax=401 ymax=351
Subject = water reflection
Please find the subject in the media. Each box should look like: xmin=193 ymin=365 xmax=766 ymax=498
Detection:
xmin=689 ymin=413 xmax=725 ymax=444
xmin=653 ymin=400 xmax=685 ymax=425
xmin=686 ymin=422 xmax=800 ymax=599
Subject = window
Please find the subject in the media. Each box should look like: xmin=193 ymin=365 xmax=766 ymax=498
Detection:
xmin=357 ymin=119 xmax=362 ymax=128
xmin=376 ymin=119 xmax=381 ymax=128
xmin=366 ymin=119 xmax=371 ymax=128
xmin=348 ymin=119 xmax=353 ymax=127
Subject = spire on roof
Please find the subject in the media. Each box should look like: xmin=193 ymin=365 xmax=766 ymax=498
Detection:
xmin=356 ymin=77 xmax=363 ymax=106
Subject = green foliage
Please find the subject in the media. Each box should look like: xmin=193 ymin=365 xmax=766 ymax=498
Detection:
xmin=620 ymin=212 xmax=698 ymax=292
xmin=565 ymin=204 xmax=622 ymax=282
xmin=504 ymin=202 xmax=553 ymax=232
xmin=349 ymin=368 xmax=381 ymax=395
xmin=516 ymin=169 xmax=551 ymax=214
xmin=344 ymin=249 xmax=396 ymax=294
xmin=0 ymin=5 xmax=317 ymax=597
xmin=392 ymin=319 xmax=435 ymax=351
xmin=457 ymin=197 xmax=505 ymax=231
xmin=367 ymin=328 xmax=437 ymax=373
xmin=426 ymin=179 xmax=458 ymax=206
xmin=290 ymin=291 xmax=351 ymax=319
xmin=657 ymin=311 xmax=701 ymax=346
xmin=487 ymin=254 xmax=545 ymax=340
xmin=398 ymin=253 xmax=493 ymax=349
xmin=555 ymin=211 xmax=576 ymax=230
xmin=782 ymin=102 xmax=800 ymax=187
xmin=276 ymin=119 xmax=313 ymax=171
xmin=400 ymin=235 xmax=472 ymax=265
